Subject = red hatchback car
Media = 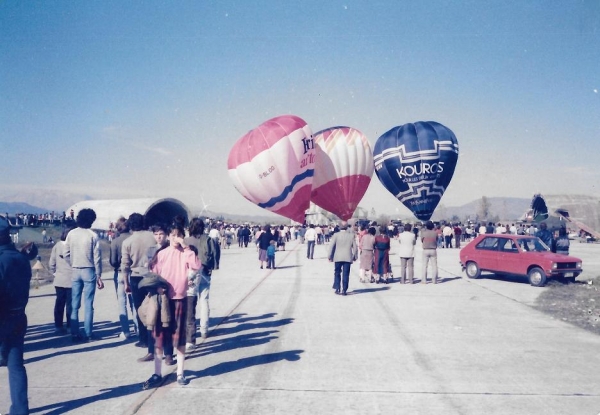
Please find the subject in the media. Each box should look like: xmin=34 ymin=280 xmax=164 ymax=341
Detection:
xmin=459 ymin=234 xmax=583 ymax=287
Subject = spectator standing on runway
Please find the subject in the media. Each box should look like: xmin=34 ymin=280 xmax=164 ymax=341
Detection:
xmin=257 ymin=225 xmax=274 ymax=269
xmin=397 ymin=223 xmax=416 ymax=284
xmin=535 ymin=222 xmax=555 ymax=252
xmin=241 ymin=225 xmax=251 ymax=248
xmin=277 ymin=225 xmax=286 ymax=251
xmin=266 ymin=240 xmax=277 ymax=269
xmin=208 ymin=224 xmax=221 ymax=269
xmin=420 ymin=221 xmax=438 ymax=284
xmin=442 ymin=224 xmax=453 ymax=248
xmin=358 ymin=227 xmax=375 ymax=283
xmin=64 ymin=208 xmax=104 ymax=342
xmin=184 ymin=218 xmax=217 ymax=346
xmin=305 ymin=224 xmax=317 ymax=259
xmin=237 ymin=226 xmax=244 ymax=248
xmin=49 ymin=224 xmax=75 ymax=334
xmin=146 ymin=223 xmax=200 ymax=387
xmin=478 ymin=223 xmax=487 ymax=236
xmin=328 ymin=221 xmax=358 ymax=296
xmin=110 ymin=217 xmax=136 ymax=339
xmin=372 ymin=226 xmax=392 ymax=284
xmin=554 ymin=227 xmax=570 ymax=255
xmin=453 ymin=224 xmax=462 ymax=249
xmin=315 ymin=225 xmax=324 ymax=245
xmin=298 ymin=225 xmax=306 ymax=244
xmin=137 ymin=223 xmax=168 ymax=363
xmin=0 ymin=216 xmax=34 ymax=415
xmin=109 ymin=217 xmax=129 ymax=294
xmin=121 ymin=213 xmax=156 ymax=350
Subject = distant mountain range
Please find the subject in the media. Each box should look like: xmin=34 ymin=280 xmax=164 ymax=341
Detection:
xmin=0 ymin=189 xmax=93 ymax=213
xmin=432 ymin=197 xmax=531 ymax=222
xmin=0 ymin=190 xmax=532 ymax=223
xmin=0 ymin=201 xmax=49 ymax=215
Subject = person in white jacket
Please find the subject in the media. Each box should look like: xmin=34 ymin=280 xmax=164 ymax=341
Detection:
xmin=397 ymin=223 xmax=416 ymax=284
xmin=49 ymin=225 xmax=75 ymax=334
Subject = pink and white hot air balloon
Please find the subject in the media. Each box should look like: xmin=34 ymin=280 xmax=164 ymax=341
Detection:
xmin=227 ymin=115 xmax=315 ymax=223
xmin=311 ymin=126 xmax=374 ymax=220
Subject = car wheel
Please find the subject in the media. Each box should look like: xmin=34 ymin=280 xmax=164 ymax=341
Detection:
xmin=465 ymin=261 xmax=481 ymax=279
xmin=528 ymin=267 xmax=547 ymax=287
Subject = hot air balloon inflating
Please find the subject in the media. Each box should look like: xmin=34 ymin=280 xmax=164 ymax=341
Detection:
xmin=311 ymin=126 xmax=374 ymax=220
xmin=227 ymin=115 xmax=315 ymax=223
xmin=373 ymin=121 xmax=459 ymax=221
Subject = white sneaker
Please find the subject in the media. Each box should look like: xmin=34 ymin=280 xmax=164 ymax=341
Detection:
xmin=185 ymin=342 xmax=196 ymax=351
xmin=119 ymin=332 xmax=130 ymax=340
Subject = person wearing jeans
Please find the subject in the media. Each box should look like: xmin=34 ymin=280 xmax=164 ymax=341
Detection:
xmin=197 ymin=270 xmax=212 ymax=338
xmin=305 ymin=224 xmax=317 ymax=259
xmin=64 ymin=208 xmax=104 ymax=341
xmin=110 ymin=217 xmax=135 ymax=338
xmin=70 ymin=267 xmax=99 ymax=339
xmin=184 ymin=218 xmax=217 ymax=344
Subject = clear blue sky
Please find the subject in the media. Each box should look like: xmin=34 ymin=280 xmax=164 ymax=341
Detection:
xmin=1 ymin=1 xmax=599 ymax=218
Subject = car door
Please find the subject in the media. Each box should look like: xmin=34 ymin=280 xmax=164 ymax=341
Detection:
xmin=474 ymin=236 xmax=500 ymax=271
xmin=497 ymin=238 xmax=522 ymax=275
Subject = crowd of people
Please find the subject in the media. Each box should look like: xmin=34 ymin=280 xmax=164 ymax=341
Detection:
xmin=1 ymin=209 xmax=580 ymax=413
xmin=5 ymin=210 xmax=75 ymax=228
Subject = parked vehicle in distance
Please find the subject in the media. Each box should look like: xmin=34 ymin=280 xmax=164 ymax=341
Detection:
xmin=459 ymin=234 xmax=583 ymax=287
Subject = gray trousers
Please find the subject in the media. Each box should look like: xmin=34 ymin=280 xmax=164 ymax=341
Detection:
xmin=421 ymin=249 xmax=438 ymax=283
xmin=399 ymin=257 xmax=414 ymax=283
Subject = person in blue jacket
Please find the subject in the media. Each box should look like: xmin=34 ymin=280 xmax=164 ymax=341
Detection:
xmin=266 ymin=240 xmax=277 ymax=269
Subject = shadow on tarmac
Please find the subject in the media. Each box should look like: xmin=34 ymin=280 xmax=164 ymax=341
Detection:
xmin=478 ymin=272 xmax=530 ymax=285
xmin=26 ymin=313 xmax=300 ymax=413
xmin=349 ymin=287 xmax=391 ymax=295
xmin=271 ymin=265 xmax=301 ymax=270
xmin=188 ymin=330 xmax=280 ymax=358
xmin=187 ymin=349 xmax=303 ymax=380
xmin=217 ymin=313 xmax=277 ymax=325
xmin=30 ymin=381 xmax=143 ymax=415
xmin=186 ymin=312 xmax=299 ymax=377
xmin=209 ymin=317 xmax=294 ymax=338
xmin=24 ymin=320 xmax=125 ymax=363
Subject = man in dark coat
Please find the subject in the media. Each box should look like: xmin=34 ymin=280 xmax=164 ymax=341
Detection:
xmin=0 ymin=216 xmax=33 ymax=415
xmin=535 ymin=222 xmax=555 ymax=252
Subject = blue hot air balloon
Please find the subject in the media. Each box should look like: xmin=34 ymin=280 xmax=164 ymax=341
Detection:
xmin=373 ymin=121 xmax=459 ymax=221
